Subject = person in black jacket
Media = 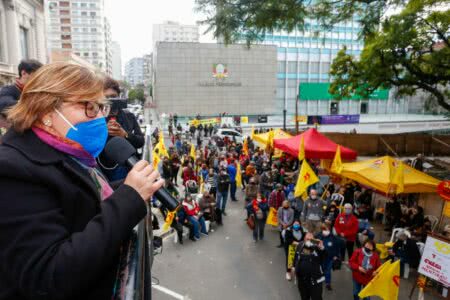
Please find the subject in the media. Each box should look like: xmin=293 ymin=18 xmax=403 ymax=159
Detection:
xmin=217 ymin=167 xmax=231 ymax=215
xmin=0 ymin=59 xmax=42 ymax=132
xmin=98 ymin=77 xmax=145 ymax=181
xmin=284 ymin=220 xmax=306 ymax=281
xmin=294 ymin=232 xmax=326 ymax=300
xmin=393 ymin=231 xmax=421 ymax=277
xmin=0 ymin=62 xmax=164 ymax=300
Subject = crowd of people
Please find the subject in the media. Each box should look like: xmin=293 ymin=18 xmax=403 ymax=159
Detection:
xmin=154 ymin=120 xmax=447 ymax=300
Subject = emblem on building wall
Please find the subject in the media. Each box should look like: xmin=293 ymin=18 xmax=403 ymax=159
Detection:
xmin=213 ymin=63 xmax=228 ymax=79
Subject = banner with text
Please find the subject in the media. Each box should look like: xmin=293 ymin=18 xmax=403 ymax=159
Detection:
xmin=418 ymin=236 xmax=450 ymax=287
xmin=307 ymin=114 xmax=360 ymax=125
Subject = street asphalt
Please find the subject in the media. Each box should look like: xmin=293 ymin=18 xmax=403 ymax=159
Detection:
xmin=151 ymin=189 xmax=440 ymax=300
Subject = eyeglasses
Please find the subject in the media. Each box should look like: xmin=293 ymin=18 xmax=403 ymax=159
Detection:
xmin=64 ymin=100 xmax=111 ymax=118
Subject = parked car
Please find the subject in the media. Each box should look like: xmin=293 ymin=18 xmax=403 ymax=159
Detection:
xmin=212 ymin=128 xmax=244 ymax=144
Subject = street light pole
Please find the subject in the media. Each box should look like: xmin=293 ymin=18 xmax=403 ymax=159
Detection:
xmin=283 ymin=109 xmax=287 ymax=131
xmin=295 ymin=84 xmax=300 ymax=134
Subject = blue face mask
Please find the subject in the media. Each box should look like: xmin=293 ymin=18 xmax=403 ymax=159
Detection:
xmin=293 ymin=224 xmax=301 ymax=231
xmin=56 ymin=109 xmax=108 ymax=158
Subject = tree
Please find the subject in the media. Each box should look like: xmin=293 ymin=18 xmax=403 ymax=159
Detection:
xmin=196 ymin=0 xmax=450 ymax=111
xmin=128 ymin=87 xmax=145 ymax=104
xmin=330 ymin=0 xmax=450 ymax=111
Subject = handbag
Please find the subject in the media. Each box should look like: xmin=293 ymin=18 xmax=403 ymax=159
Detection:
xmin=247 ymin=215 xmax=255 ymax=230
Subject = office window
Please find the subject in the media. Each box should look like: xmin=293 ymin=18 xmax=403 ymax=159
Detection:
xmin=59 ymin=1 xmax=69 ymax=7
xmin=90 ymin=3 xmax=95 ymax=7
xmin=330 ymin=102 xmax=339 ymax=115
xmin=19 ymin=27 xmax=29 ymax=59
xmin=81 ymin=3 xmax=87 ymax=7
xmin=60 ymin=9 xmax=69 ymax=15
xmin=62 ymin=43 xmax=72 ymax=49
xmin=61 ymin=18 xmax=70 ymax=24
xmin=360 ymin=102 xmax=368 ymax=114
xmin=90 ymin=12 xmax=96 ymax=17
xmin=277 ymin=79 xmax=285 ymax=88
xmin=321 ymin=62 xmax=330 ymax=74
xmin=310 ymin=62 xmax=320 ymax=73
xmin=91 ymin=28 xmax=97 ymax=32
xmin=81 ymin=11 xmax=87 ymax=16
xmin=287 ymin=61 xmax=297 ymax=73
xmin=83 ymin=52 xmax=89 ymax=57
xmin=277 ymin=61 xmax=286 ymax=73
xmin=299 ymin=62 xmax=308 ymax=73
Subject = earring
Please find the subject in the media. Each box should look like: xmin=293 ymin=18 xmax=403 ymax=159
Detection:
xmin=44 ymin=119 xmax=52 ymax=127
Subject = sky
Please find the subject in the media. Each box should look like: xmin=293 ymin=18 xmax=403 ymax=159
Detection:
xmin=105 ymin=0 xmax=215 ymax=64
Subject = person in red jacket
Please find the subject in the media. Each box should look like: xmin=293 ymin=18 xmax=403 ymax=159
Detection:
xmin=334 ymin=203 xmax=359 ymax=261
xmin=182 ymin=164 xmax=197 ymax=186
xmin=349 ymin=240 xmax=381 ymax=300
xmin=182 ymin=195 xmax=208 ymax=240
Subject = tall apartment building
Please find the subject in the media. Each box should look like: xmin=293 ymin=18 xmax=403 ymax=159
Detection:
xmin=46 ymin=0 xmax=112 ymax=75
xmin=0 ymin=0 xmax=47 ymax=86
xmin=124 ymin=57 xmax=145 ymax=87
xmin=152 ymin=21 xmax=199 ymax=45
xmin=111 ymin=41 xmax=122 ymax=80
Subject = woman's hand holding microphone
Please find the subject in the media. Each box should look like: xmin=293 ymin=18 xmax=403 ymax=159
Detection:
xmin=124 ymin=160 xmax=165 ymax=202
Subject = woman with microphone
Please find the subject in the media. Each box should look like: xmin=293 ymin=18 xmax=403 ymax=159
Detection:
xmin=0 ymin=62 xmax=164 ymax=300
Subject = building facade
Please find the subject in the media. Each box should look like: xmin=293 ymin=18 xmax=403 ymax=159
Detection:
xmin=152 ymin=21 xmax=199 ymax=45
xmin=256 ymin=19 xmax=411 ymax=116
xmin=124 ymin=57 xmax=145 ymax=86
xmin=0 ymin=0 xmax=47 ymax=86
xmin=153 ymin=42 xmax=277 ymax=117
xmin=111 ymin=40 xmax=122 ymax=80
xmin=46 ymin=0 xmax=112 ymax=75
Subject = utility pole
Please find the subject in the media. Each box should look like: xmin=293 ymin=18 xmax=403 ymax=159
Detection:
xmin=295 ymin=84 xmax=300 ymax=134
xmin=283 ymin=109 xmax=287 ymax=131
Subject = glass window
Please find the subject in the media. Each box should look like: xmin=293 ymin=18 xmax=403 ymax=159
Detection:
xmin=287 ymin=61 xmax=297 ymax=73
xmin=90 ymin=12 xmax=96 ymax=17
xmin=277 ymin=61 xmax=286 ymax=73
xmin=310 ymin=62 xmax=320 ymax=73
xmin=360 ymin=102 xmax=368 ymax=114
xmin=288 ymin=79 xmax=297 ymax=88
xmin=299 ymin=62 xmax=308 ymax=73
xmin=277 ymin=79 xmax=285 ymax=88
xmin=321 ymin=62 xmax=330 ymax=74
xmin=19 ymin=27 xmax=29 ymax=59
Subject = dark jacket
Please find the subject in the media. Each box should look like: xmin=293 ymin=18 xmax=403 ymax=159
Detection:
xmin=315 ymin=233 xmax=341 ymax=260
xmin=114 ymin=110 xmax=144 ymax=149
xmin=0 ymin=129 xmax=146 ymax=300
xmin=217 ymin=173 xmax=230 ymax=193
xmin=0 ymin=84 xmax=21 ymax=115
xmin=294 ymin=242 xmax=326 ymax=281
xmin=393 ymin=238 xmax=421 ymax=268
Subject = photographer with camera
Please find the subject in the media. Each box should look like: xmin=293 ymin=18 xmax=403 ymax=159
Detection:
xmin=294 ymin=232 xmax=326 ymax=300
xmin=98 ymin=77 xmax=145 ymax=181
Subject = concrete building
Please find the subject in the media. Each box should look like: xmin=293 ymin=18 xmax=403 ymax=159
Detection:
xmin=0 ymin=0 xmax=47 ymax=86
xmin=152 ymin=21 xmax=199 ymax=45
xmin=125 ymin=57 xmax=145 ymax=86
xmin=153 ymin=42 xmax=277 ymax=117
xmin=111 ymin=41 xmax=122 ymax=80
xmin=46 ymin=0 xmax=112 ymax=75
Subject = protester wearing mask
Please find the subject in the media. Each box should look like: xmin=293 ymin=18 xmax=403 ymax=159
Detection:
xmin=217 ymin=167 xmax=231 ymax=215
xmin=277 ymin=200 xmax=295 ymax=248
xmin=323 ymin=202 xmax=339 ymax=228
xmin=284 ymin=220 xmax=305 ymax=281
xmin=349 ymin=240 xmax=381 ymax=300
xmin=294 ymin=233 xmax=326 ymax=300
xmin=259 ymin=167 xmax=274 ymax=199
xmin=301 ymin=189 xmax=324 ymax=234
xmin=334 ymin=203 xmax=359 ymax=261
xmin=206 ymin=168 xmax=218 ymax=198
xmin=182 ymin=195 xmax=208 ymax=240
xmin=246 ymin=192 xmax=269 ymax=242
xmin=315 ymin=224 xmax=341 ymax=290
xmin=227 ymin=159 xmax=238 ymax=201
xmin=0 ymin=63 xmax=165 ymax=299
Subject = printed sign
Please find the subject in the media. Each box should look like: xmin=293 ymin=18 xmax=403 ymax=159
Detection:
xmin=293 ymin=116 xmax=307 ymax=124
xmin=188 ymin=118 xmax=221 ymax=127
xmin=437 ymin=180 xmax=450 ymax=201
xmin=418 ymin=236 xmax=450 ymax=287
xmin=307 ymin=114 xmax=360 ymax=125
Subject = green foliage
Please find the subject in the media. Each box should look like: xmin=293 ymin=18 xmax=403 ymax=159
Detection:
xmin=330 ymin=0 xmax=450 ymax=111
xmin=128 ymin=87 xmax=145 ymax=104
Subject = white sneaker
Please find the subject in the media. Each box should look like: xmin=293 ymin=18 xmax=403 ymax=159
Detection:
xmin=286 ymin=272 xmax=292 ymax=281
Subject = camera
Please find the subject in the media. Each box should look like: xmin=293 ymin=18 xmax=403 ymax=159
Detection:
xmin=107 ymin=98 xmax=128 ymax=119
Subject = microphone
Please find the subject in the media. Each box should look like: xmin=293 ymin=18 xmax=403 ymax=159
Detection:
xmin=103 ymin=137 xmax=180 ymax=211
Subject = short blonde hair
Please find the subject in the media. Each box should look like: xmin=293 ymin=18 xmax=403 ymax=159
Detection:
xmin=8 ymin=62 xmax=104 ymax=133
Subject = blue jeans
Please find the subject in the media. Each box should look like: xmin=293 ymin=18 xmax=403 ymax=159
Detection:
xmin=187 ymin=216 xmax=207 ymax=239
xmin=353 ymin=279 xmax=370 ymax=300
xmin=217 ymin=191 xmax=228 ymax=212
xmin=323 ymin=258 xmax=333 ymax=285
xmin=229 ymin=181 xmax=237 ymax=201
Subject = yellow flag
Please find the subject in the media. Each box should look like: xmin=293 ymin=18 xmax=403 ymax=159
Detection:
xmin=162 ymin=210 xmax=176 ymax=231
xmin=199 ymin=174 xmax=205 ymax=194
xmin=250 ymin=126 xmax=255 ymax=140
xmin=243 ymin=138 xmax=249 ymax=156
xmin=298 ymin=136 xmax=305 ymax=161
xmin=392 ymin=160 xmax=404 ymax=194
xmin=359 ymin=260 xmax=400 ymax=300
xmin=376 ymin=242 xmax=394 ymax=260
xmin=155 ymin=131 xmax=169 ymax=158
xmin=236 ymin=163 xmax=243 ymax=188
xmin=330 ymin=145 xmax=343 ymax=174
xmin=294 ymin=160 xmax=319 ymax=198
xmin=267 ymin=130 xmax=274 ymax=150
xmin=190 ymin=144 xmax=196 ymax=161
xmin=152 ymin=151 xmax=161 ymax=170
